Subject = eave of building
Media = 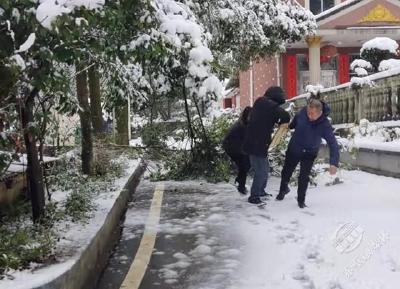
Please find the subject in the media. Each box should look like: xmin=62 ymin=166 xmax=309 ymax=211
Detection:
xmin=317 ymin=0 xmax=400 ymax=27
xmin=287 ymin=0 xmax=400 ymax=50
xmin=288 ymin=26 xmax=400 ymax=49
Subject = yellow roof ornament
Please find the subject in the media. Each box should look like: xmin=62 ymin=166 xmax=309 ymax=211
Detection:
xmin=358 ymin=4 xmax=400 ymax=23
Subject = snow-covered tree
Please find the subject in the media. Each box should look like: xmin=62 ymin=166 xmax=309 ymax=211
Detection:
xmin=187 ymin=0 xmax=317 ymax=72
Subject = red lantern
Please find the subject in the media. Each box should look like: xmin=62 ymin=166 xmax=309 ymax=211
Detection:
xmin=321 ymin=45 xmax=338 ymax=58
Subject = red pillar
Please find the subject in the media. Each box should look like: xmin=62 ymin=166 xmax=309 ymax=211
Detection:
xmin=285 ymin=55 xmax=297 ymax=98
xmin=338 ymin=54 xmax=350 ymax=84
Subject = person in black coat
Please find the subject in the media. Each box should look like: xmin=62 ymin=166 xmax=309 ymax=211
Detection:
xmin=223 ymin=107 xmax=252 ymax=194
xmin=276 ymin=96 xmax=340 ymax=208
xmin=242 ymin=86 xmax=290 ymax=205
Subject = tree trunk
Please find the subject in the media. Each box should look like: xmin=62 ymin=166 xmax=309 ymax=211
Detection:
xmin=76 ymin=63 xmax=93 ymax=175
xmin=115 ymin=100 xmax=129 ymax=145
xmin=89 ymin=64 xmax=103 ymax=135
xmin=20 ymin=88 xmax=45 ymax=222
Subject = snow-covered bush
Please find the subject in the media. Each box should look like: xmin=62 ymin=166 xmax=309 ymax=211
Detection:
xmin=350 ymin=59 xmax=372 ymax=77
xmin=350 ymin=76 xmax=373 ymax=89
xmin=379 ymin=59 xmax=400 ymax=71
xmin=350 ymin=59 xmax=373 ymax=71
xmin=360 ymin=37 xmax=399 ymax=72
xmin=350 ymin=119 xmax=400 ymax=141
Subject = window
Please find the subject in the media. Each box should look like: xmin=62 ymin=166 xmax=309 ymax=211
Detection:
xmin=310 ymin=0 xmax=335 ymax=14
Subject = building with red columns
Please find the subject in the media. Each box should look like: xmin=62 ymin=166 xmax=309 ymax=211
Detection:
xmin=225 ymin=0 xmax=400 ymax=109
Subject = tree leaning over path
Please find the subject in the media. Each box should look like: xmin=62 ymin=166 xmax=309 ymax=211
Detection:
xmin=0 ymin=0 xmax=317 ymax=221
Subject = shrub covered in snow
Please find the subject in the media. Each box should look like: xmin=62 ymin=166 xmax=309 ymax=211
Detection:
xmin=379 ymin=59 xmax=400 ymax=72
xmin=360 ymin=37 xmax=399 ymax=72
xmin=350 ymin=76 xmax=373 ymax=89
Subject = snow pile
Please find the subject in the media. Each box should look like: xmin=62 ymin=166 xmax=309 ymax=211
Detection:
xmin=379 ymin=59 xmax=400 ymax=72
xmin=361 ymin=37 xmax=399 ymax=54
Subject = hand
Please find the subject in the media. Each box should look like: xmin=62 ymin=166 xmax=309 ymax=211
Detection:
xmin=329 ymin=165 xmax=337 ymax=175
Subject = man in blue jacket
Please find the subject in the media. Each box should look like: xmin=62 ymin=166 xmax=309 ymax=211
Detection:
xmin=243 ymin=86 xmax=290 ymax=205
xmin=276 ymin=97 xmax=340 ymax=208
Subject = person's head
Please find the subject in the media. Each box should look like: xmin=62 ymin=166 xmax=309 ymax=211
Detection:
xmin=263 ymin=86 xmax=286 ymax=105
xmin=307 ymin=98 xmax=323 ymax=121
xmin=240 ymin=106 xmax=252 ymax=125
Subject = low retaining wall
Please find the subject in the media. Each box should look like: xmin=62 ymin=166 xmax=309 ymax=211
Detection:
xmin=34 ymin=159 xmax=147 ymax=289
xmin=319 ymin=146 xmax=400 ymax=178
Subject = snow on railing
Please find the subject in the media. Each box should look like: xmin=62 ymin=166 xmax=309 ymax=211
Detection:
xmin=289 ymin=67 xmax=400 ymax=125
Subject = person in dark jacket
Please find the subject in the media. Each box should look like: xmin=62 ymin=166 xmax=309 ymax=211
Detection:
xmin=223 ymin=107 xmax=252 ymax=194
xmin=243 ymin=86 xmax=290 ymax=205
xmin=276 ymin=97 xmax=340 ymax=208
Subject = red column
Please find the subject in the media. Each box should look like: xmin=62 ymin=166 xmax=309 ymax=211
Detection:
xmin=338 ymin=54 xmax=350 ymax=84
xmin=286 ymin=55 xmax=297 ymax=98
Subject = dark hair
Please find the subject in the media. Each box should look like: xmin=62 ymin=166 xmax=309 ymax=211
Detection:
xmin=307 ymin=99 xmax=323 ymax=111
xmin=307 ymin=92 xmax=323 ymax=110
xmin=240 ymin=106 xmax=252 ymax=125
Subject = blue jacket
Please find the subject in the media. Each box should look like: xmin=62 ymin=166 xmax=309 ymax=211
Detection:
xmin=288 ymin=103 xmax=340 ymax=167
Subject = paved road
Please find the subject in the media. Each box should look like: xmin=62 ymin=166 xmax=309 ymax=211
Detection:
xmin=96 ymin=180 xmax=247 ymax=289
xmin=96 ymin=172 xmax=400 ymax=289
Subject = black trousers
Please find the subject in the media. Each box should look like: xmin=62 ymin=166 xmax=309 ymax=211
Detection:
xmin=279 ymin=150 xmax=316 ymax=204
xmin=226 ymin=151 xmax=251 ymax=189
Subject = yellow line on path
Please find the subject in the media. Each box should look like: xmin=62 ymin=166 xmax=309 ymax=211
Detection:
xmin=120 ymin=183 xmax=165 ymax=289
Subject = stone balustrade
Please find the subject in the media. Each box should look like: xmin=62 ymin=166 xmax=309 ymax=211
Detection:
xmin=289 ymin=73 xmax=400 ymax=125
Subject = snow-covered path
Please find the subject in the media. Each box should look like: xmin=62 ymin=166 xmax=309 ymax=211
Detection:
xmin=98 ymin=170 xmax=400 ymax=289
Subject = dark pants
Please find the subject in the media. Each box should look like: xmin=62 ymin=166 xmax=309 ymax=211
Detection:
xmin=226 ymin=151 xmax=251 ymax=189
xmin=280 ymin=150 xmax=316 ymax=204
xmin=249 ymin=155 xmax=269 ymax=200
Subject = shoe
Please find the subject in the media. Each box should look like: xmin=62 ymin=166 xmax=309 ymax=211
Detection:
xmin=259 ymin=191 xmax=273 ymax=197
xmin=298 ymin=202 xmax=308 ymax=209
xmin=248 ymin=197 xmax=265 ymax=205
xmin=276 ymin=185 xmax=290 ymax=201
xmin=237 ymin=186 xmax=248 ymax=195
xmin=281 ymin=186 xmax=290 ymax=195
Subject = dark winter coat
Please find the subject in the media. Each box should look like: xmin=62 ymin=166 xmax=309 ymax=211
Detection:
xmin=222 ymin=121 xmax=247 ymax=155
xmin=242 ymin=89 xmax=290 ymax=157
xmin=288 ymin=103 xmax=340 ymax=167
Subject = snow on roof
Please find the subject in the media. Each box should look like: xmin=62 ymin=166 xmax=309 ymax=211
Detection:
xmin=361 ymin=37 xmax=399 ymax=54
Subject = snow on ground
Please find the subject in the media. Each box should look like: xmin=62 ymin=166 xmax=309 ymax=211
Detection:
xmin=0 ymin=158 xmax=141 ymax=289
xmin=339 ymin=137 xmax=400 ymax=153
xmin=335 ymin=120 xmax=400 ymax=153
xmin=125 ymin=171 xmax=400 ymax=289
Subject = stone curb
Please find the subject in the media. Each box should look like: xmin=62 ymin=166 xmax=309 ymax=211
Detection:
xmin=34 ymin=159 xmax=147 ymax=289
